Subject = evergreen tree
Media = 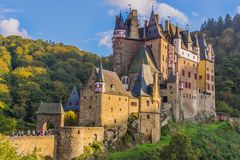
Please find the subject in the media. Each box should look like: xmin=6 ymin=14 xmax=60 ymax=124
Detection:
xmin=224 ymin=14 xmax=232 ymax=29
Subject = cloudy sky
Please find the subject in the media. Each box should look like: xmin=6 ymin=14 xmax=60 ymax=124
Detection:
xmin=0 ymin=0 xmax=239 ymax=56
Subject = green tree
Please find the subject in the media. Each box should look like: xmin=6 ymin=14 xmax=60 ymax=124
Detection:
xmin=0 ymin=114 xmax=16 ymax=134
xmin=224 ymin=14 xmax=232 ymax=29
xmin=64 ymin=111 xmax=78 ymax=126
xmin=0 ymin=134 xmax=20 ymax=160
xmin=160 ymin=132 xmax=200 ymax=160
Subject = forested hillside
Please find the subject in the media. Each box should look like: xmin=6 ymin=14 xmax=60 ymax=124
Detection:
xmin=201 ymin=14 xmax=240 ymax=117
xmin=0 ymin=35 xmax=112 ymax=133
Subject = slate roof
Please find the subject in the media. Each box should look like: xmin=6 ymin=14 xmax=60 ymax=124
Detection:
xmin=37 ymin=103 xmax=64 ymax=115
xmin=167 ymin=70 xmax=176 ymax=83
xmin=64 ymin=86 xmax=80 ymax=111
xmin=129 ymin=45 xmax=159 ymax=74
xmin=95 ymin=68 xmax=131 ymax=96
xmin=199 ymin=34 xmax=209 ymax=60
xmin=193 ymin=34 xmax=199 ymax=48
xmin=131 ymin=64 xmax=154 ymax=97
xmin=115 ymin=11 xmax=125 ymax=30
xmin=97 ymin=60 xmax=104 ymax=82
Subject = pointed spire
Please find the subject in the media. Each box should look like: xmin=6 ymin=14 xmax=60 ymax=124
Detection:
xmin=174 ymin=25 xmax=181 ymax=39
xmin=149 ymin=5 xmax=156 ymax=26
xmin=64 ymin=85 xmax=80 ymax=111
xmin=97 ymin=58 xmax=104 ymax=82
xmin=119 ymin=10 xmax=125 ymax=29
xmin=152 ymin=72 xmax=160 ymax=102
xmin=114 ymin=10 xmax=125 ymax=30
xmin=151 ymin=5 xmax=154 ymax=16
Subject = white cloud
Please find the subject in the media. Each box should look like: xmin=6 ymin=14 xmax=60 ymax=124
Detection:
xmin=108 ymin=9 xmax=118 ymax=17
xmin=103 ymin=0 xmax=188 ymax=24
xmin=192 ymin=12 xmax=198 ymax=17
xmin=156 ymin=3 xmax=188 ymax=24
xmin=0 ymin=6 xmax=15 ymax=19
xmin=237 ymin=6 xmax=240 ymax=14
xmin=98 ymin=30 xmax=113 ymax=49
xmin=0 ymin=18 xmax=30 ymax=38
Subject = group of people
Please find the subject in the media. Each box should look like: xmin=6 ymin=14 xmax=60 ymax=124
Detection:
xmin=12 ymin=130 xmax=53 ymax=137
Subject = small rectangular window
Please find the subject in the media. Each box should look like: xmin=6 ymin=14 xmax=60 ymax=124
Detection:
xmin=131 ymin=102 xmax=137 ymax=107
xmin=146 ymin=100 xmax=150 ymax=107
xmin=162 ymin=96 xmax=168 ymax=103
xmin=182 ymin=70 xmax=185 ymax=76
xmin=207 ymin=74 xmax=210 ymax=80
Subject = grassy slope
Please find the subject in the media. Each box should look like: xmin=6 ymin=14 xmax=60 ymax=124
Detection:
xmin=109 ymin=122 xmax=240 ymax=160
xmin=109 ymin=136 xmax=170 ymax=160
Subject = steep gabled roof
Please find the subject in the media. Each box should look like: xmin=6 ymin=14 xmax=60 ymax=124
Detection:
xmin=129 ymin=45 xmax=159 ymax=74
xmin=193 ymin=34 xmax=199 ymax=48
xmin=149 ymin=9 xmax=157 ymax=26
xmin=115 ymin=11 xmax=125 ymax=30
xmin=37 ymin=103 xmax=64 ymax=115
xmin=132 ymin=64 xmax=154 ymax=97
xmin=95 ymin=68 xmax=131 ymax=96
xmin=199 ymin=34 xmax=209 ymax=60
xmin=64 ymin=86 xmax=80 ymax=111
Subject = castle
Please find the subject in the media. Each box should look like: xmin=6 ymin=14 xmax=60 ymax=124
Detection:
xmin=112 ymin=9 xmax=215 ymax=122
xmin=10 ymin=8 xmax=215 ymax=160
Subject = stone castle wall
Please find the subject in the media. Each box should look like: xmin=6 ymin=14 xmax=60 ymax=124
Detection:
xmin=56 ymin=127 xmax=104 ymax=160
xmin=9 ymin=136 xmax=56 ymax=158
xmin=197 ymin=93 xmax=215 ymax=114
xmin=79 ymin=70 xmax=102 ymax=127
xmin=113 ymin=37 xmax=143 ymax=76
xmin=101 ymin=94 xmax=129 ymax=137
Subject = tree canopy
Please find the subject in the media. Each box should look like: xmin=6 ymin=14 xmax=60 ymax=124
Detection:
xmin=201 ymin=13 xmax=240 ymax=117
xmin=0 ymin=35 xmax=112 ymax=133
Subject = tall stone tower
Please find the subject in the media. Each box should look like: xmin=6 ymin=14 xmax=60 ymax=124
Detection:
xmin=198 ymin=34 xmax=215 ymax=110
xmin=112 ymin=10 xmax=143 ymax=76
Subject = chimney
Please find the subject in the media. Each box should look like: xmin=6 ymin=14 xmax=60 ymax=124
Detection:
xmin=132 ymin=10 xmax=137 ymax=16
xmin=208 ymin=44 xmax=212 ymax=59
xmin=154 ymin=14 xmax=160 ymax=24
xmin=144 ymin=20 xmax=149 ymax=27
xmin=165 ymin=20 xmax=170 ymax=31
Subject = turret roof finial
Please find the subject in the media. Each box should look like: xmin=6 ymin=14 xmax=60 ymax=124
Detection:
xmin=151 ymin=5 xmax=154 ymax=15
